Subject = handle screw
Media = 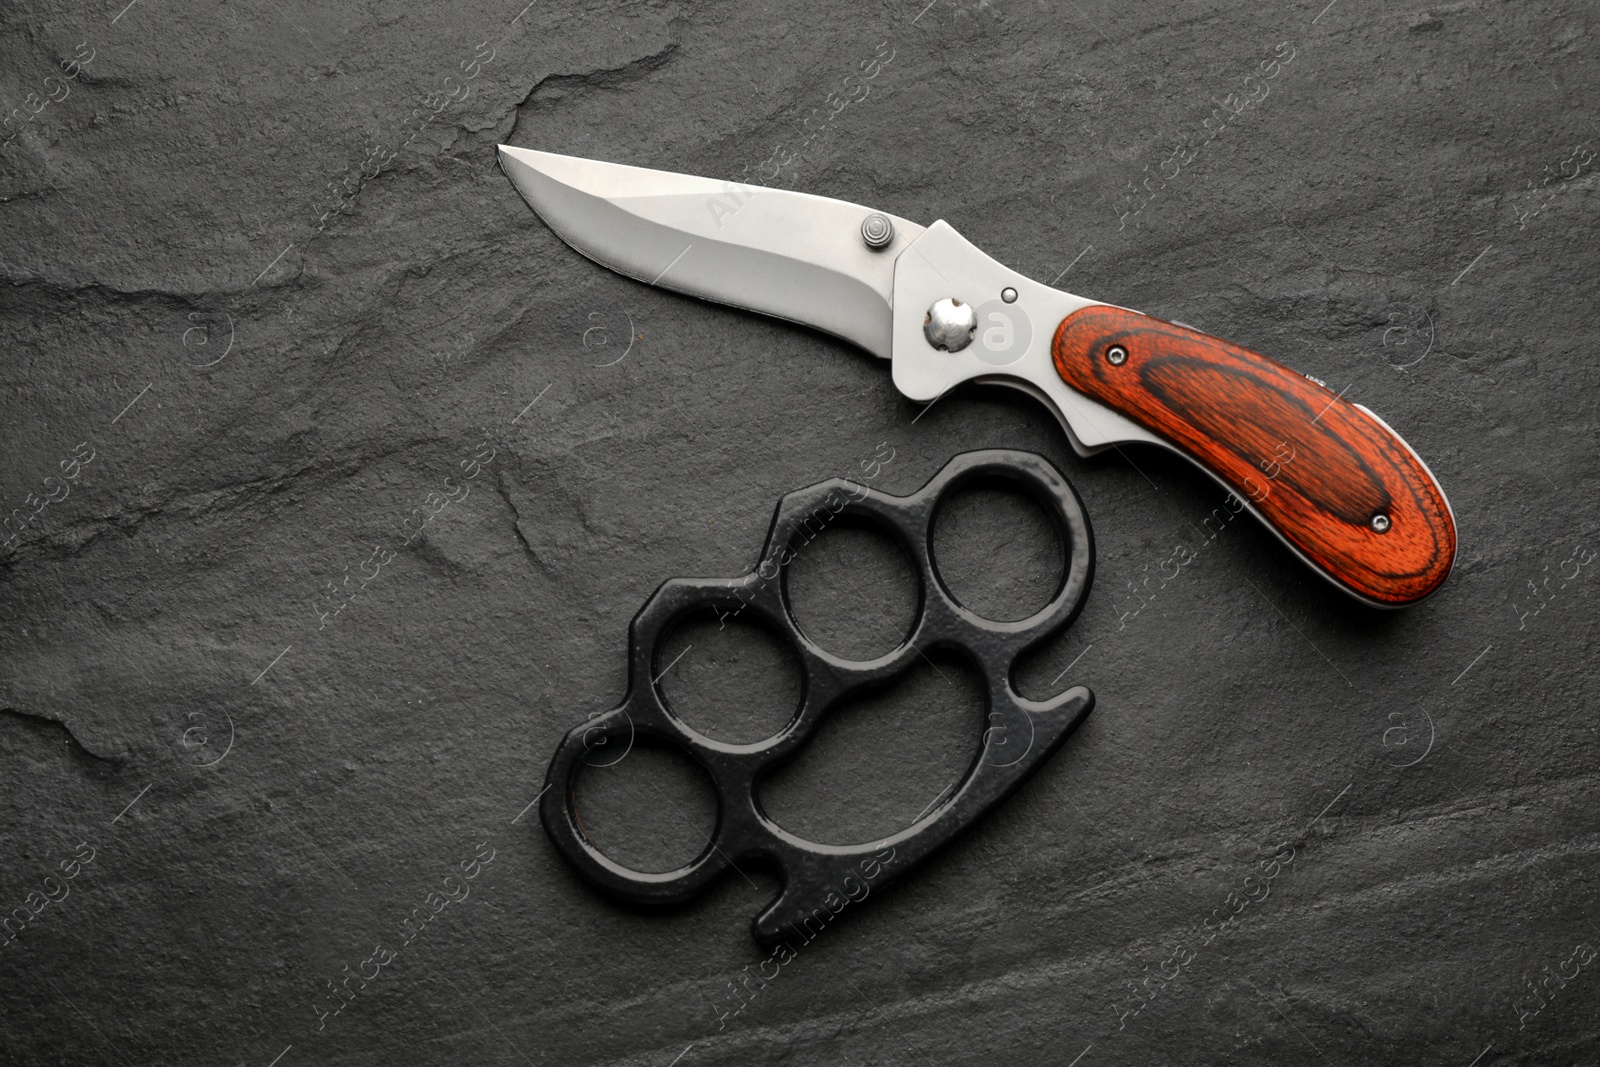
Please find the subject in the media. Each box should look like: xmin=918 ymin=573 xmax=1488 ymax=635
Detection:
xmin=1106 ymin=345 xmax=1128 ymax=366
xmin=861 ymin=213 xmax=895 ymax=249
xmin=1001 ymin=287 xmax=1018 ymax=303
xmin=924 ymin=298 xmax=977 ymax=352
xmin=1371 ymin=513 xmax=1392 ymax=534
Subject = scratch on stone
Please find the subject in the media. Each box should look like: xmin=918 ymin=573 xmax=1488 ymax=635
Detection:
xmin=0 ymin=707 xmax=123 ymax=765
xmin=502 ymin=37 xmax=681 ymax=144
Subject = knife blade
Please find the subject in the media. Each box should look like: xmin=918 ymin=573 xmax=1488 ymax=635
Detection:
xmin=498 ymin=146 xmax=1456 ymax=607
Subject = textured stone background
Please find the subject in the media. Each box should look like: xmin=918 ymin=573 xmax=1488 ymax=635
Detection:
xmin=2 ymin=0 xmax=1597 ymax=1063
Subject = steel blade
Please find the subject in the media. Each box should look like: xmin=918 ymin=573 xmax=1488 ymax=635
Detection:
xmin=497 ymin=146 xmax=924 ymax=358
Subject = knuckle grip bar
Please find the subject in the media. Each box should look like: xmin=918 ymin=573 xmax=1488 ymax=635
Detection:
xmin=539 ymin=449 xmax=1096 ymax=945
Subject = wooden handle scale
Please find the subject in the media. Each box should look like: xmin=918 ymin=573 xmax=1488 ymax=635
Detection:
xmin=1052 ymin=306 xmax=1454 ymax=606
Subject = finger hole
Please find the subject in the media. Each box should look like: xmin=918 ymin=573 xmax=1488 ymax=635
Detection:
xmin=759 ymin=655 xmax=980 ymax=844
xmin=571 ymin=742 xmax=718 ymax=874
xmin=931 ymin=484 xmax=1064 ymax=622
xmin=656 ymin=610 xmax=803 ymax=744
xmin=783 ymin=521 xmax=919 ymax=662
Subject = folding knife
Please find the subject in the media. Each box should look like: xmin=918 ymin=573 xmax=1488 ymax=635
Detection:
xmin=497 ymin=146 xmax=1455 ymax=607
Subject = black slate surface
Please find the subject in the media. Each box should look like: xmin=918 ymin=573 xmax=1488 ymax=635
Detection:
xmin=2 ymin=1 xmax=1597 ymax=1064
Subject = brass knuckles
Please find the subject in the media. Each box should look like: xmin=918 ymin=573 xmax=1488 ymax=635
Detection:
xmin=539 ymin=449 xmax=1096 ymax=945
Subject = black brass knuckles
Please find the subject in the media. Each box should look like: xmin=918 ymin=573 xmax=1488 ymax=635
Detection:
xmin=539 ymin=449 xmax=1096 ymax=945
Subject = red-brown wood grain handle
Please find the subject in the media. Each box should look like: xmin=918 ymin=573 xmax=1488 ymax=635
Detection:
xmin=1052 ymin=306 xmax=1455 ymax=606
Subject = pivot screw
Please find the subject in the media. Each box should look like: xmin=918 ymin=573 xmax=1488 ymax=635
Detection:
xmin=1001 ymin=287 xmax=1018 ymax=303
xmin=924 ymin=298 xmax=977 ymax=352
xmin=861 ymin=213 xmax=895 ymax=249
xmin=1371 ymin=513 xmax=1392 ymax=534
xmin=1106 ymin=345 xmax=1128 ymax=366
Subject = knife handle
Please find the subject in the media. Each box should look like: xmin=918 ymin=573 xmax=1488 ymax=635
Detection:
xmin=1051 ymin=306 xmax=1454 ymax=606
